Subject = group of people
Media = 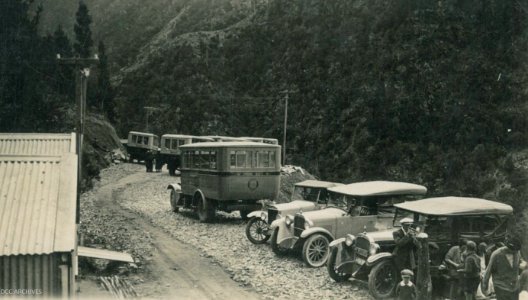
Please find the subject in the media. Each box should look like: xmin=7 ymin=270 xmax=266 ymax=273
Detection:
xmin=391 ymin=218 xmax=527 ymax=300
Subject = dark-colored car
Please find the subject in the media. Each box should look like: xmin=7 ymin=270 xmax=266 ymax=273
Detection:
xmin=327 ymin=197 xmax=513 ymax=299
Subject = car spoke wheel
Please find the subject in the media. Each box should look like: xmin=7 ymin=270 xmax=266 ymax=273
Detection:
xmin=368 ymin=259 xmax=398 ymax=299
xmin=327 ymin=247 xmax=351 ymax=282
xmin=302 ymin=234 xmax=331 ymax=268
xmin=245 ymin=217 xmax=270 ymax=244
xmin=271 ymin=228 xmax=289 ymax=256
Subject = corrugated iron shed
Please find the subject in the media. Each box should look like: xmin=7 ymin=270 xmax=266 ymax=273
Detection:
xmin=0 ymin=133 xmax=76 ymax=156
xmin=0 ymin=154 xmax=77 ymax=256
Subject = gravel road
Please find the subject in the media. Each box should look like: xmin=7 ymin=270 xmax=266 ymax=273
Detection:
xmin=82 ymin=163 xmax=371 ymax=299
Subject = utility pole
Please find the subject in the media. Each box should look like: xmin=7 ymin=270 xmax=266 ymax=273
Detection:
xmin=282 ymin=92 xmax=288 ymax=166
xmin=143 ymin=106 xmax=161 ymax=132
xmin=57 ymin=54 xmax=99 ymax=223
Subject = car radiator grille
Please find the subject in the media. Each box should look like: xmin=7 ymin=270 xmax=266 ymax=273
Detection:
xmin=354 ymin=236 xmax=371 ymax=259
xmin=267 ymin=208 xmax=278 ymax=225
xmin=293 ymin=215 xmax=305 ymax=237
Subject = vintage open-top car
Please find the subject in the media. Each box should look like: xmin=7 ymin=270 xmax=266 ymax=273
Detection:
xmin=327 ymin=196 xmax=513 ymax=298
xmin=269 ymin=181 xmax=427 ymax=267
xmin=245 ymin=180 xmax=343 ymax=244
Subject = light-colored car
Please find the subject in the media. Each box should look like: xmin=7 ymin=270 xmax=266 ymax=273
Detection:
xmin=269 ymin=181 xmax=427 ymax=267
xmin=245 ymin=180 xmax=343 ymax=244
xmin=328 ymin=197 xmax=512 ymax=299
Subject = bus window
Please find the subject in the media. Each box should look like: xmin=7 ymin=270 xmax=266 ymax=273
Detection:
xmin=165 ymin=139 xmax=171 ymax=149
xmin=230 ymin=150 xmax=251 ymax=169
xmin=270 ymin=151 xmax=276 ymax=167
xmin=210 ymin=151 xmax=217 ymax=169
xmin=143 ymin=136 xmax=149 ymax=145
xmin=236 ymin=151 xmax=247 ymax=168
xmin=257 ymin=151 xmax=270 ymax=167
xmin=171 ymin=140 xmax=179 ymax=150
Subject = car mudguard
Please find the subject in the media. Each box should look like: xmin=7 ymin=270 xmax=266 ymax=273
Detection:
xmin=329 ymin=237 xmax=346 ymax=248
xmin=300 ymin=227 xmax=334 ymax=240
xmin=166 ymin=183 xmax=181 ymax=192
xmin=366 ymin=252 xmax=393 ymax=266
xmin=247 ymin=210 xmax=266 ymax=219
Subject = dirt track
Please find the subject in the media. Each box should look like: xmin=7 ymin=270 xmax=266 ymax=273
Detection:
xmin=83 ymin=167 xmax=261 ymax=299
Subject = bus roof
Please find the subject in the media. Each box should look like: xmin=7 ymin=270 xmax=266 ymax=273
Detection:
xmin=161 ymin=134 xmax=193 ymax=139
xmin=328 ymin=181 xmax=427 ymax=196
xmin=294 ymin=180 xmax=343 ymax=189
xmin=394 ymin=197 xmax=513 ymax=216
xmin=129 ymin=131 xmax=156 ymax=137
xmin=179 ymin=141 xmax=280 ymax=148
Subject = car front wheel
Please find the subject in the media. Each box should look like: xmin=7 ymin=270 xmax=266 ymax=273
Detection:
xmin=327 ymin=247 xmax=351 ymax=282
xmin=368 ymin=259 xmax=398 ymax=299
xmin=302 ymin=233 xmax=331 ymax=268
xmin=245 ymin=217 xmax=270 ymax=244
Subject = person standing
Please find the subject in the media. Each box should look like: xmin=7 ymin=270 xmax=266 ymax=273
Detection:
xmin=482 ymin=236 xmax=525 ymax=300
xmin=393 ymin=218 xmax=419 ymax=274
xmin=459 ymin=241 xmax=481 ymax=300
xmin=395 ymin=269 xmax=417 ymax=300
xmin=445 ymin=238 xmax=468 ymax=299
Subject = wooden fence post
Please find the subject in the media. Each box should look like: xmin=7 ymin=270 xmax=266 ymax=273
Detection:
xmin=416 ymin=232 xmax=432 ymax=299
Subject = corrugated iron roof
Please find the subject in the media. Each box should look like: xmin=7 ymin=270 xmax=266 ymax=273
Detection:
xmin=0 ymin=154 xmax=77 ymax=255
xmin=0 ymin=133 xmax=76 ymax=156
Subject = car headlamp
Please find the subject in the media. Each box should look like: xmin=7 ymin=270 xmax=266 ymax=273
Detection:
xmin=260 ymin=212 xmax=267 ymax=221
xmin=285 ymin=215 xmax=294 ymax=226
xmin=345 ymin=234 xmax=356 ymax=247
xmin=369 ymin=243 xmax=380 ymax=255
xmin=304 ymin=219 xmax=313 ymax=229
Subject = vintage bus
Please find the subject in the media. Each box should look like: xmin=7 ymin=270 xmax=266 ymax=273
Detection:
xmin=173 ymin=141 xmax=281 ymax=222
xmin=159 ymin=134 xmax=214 ymax=175
xmin=126 ymin=131 xmax=159 ymax=162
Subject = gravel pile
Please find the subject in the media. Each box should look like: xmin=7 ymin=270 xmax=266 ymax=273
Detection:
xmin=115 ymin=166 xmax=371 ymax=300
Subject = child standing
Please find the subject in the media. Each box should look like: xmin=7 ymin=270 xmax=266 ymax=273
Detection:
xmin=395 ymin=269 xmax=417 ymax=300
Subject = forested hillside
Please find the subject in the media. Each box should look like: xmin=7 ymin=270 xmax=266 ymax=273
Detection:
xmin=111 ymin=0 xmax=528 ymax=206
xmin=7 ymin=0 xmax=528 ymax=213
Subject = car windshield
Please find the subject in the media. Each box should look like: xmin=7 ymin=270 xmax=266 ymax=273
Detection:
xmin=326 ymin=192 xmax=352 ymax=209
xmin=292 ymin=186 xmax=320 ymax=202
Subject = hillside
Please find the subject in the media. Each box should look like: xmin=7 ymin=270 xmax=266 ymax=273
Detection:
xmin=35 ymin=1 xmax=528 ymax=212
xmin=111 ymin=0 xmax=528 ymax=197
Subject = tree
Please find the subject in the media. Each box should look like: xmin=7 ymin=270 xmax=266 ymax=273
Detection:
xmin=73 ymin=1 xmax=93 ymax=58
xmin=53 ymin=24 xmax=75 ymax=97
xmin=96 ymin=41 xmax=115 ymax=121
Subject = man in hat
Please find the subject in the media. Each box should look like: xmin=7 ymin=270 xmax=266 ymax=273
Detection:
xmin=458 ymin=240 xmax=481 ymax=300
xmin=395 ymin=269 xmax=417 ymax=300
xmin=393 ymin=217 xmax=419 ymax=273
xmin=482 ymin=235 xmax=526 ymax=300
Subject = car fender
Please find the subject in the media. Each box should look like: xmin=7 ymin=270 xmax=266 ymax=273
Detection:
xmin=166 ymin=183 xmax=181 ymax=192
xmin=248 ymin=210 xmax=266 ymax=219
xmin=366 ymin=252 xmax=393 ymax=266
xmin=269 ymin=218 xmax=283 ymax=230
xmin=329 ymin=237 xmax=346 ymax=249
xmin=300 ymin=227 xmax=334 ymax=240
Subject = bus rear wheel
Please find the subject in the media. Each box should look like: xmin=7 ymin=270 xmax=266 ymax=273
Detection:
xmin=196 ymin=194 xmax=215 ymax=222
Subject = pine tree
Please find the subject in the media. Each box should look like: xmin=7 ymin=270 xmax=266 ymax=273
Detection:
xmin=96 ymin=41 xmax=115 ymax=121
xmin=73 ymin=1 xmax=93 ymax=58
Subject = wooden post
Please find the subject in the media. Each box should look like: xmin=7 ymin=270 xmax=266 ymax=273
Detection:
xmin=416 ymin=232 xmax=432 ymax=300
